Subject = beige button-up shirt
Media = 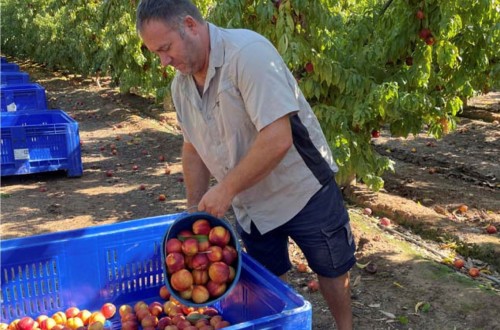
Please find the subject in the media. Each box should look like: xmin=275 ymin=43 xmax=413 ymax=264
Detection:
xmin=172 ymin=24 xmax=338 ymax=234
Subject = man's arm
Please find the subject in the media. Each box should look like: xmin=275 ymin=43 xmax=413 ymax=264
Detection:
xmin=182 ymin=141 xmax=211 ymax=210
xmin=198 ymin=114 xmax=292 ymax=218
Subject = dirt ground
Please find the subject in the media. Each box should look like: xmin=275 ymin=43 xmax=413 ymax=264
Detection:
xmin=1 ymin=59 xmax=499 ymax=330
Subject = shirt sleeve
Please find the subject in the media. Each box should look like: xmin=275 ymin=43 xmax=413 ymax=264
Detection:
xmin=234 ymin=40 xmax=300 ymax=131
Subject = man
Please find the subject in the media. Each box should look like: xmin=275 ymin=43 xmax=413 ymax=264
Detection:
xmin=136 ymin=1 xmax=356 ymax=328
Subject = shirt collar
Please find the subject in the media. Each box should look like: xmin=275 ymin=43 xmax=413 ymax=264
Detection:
xmin=207 ymin=23 xmax=224 ymax=70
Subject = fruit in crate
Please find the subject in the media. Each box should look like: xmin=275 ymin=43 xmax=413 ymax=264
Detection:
xmin=100 ymin=303 xmax=116 ymax=319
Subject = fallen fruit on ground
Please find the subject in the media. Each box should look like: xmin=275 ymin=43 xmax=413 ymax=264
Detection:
xmin=307 ymin=279 xmax=320 ymax=292
xmin=453 ymin=259 xmax=465 ymax=269
xmin=468 ymin=267 xmax=480 ymax=278
xmin=486 ymin=224 xmax=497 ymax=234
xmin=379 ymin=217 xmax=391 ymax=226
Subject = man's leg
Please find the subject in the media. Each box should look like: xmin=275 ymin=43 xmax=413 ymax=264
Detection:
xmin=318 ymin=272 xmax=353 ymax=330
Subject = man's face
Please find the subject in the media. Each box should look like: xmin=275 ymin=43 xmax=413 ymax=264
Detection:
xmin=140 ymin=17 xmax=203 ymax=75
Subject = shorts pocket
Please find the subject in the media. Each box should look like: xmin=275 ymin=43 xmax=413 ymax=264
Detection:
xmin=321 ymin=219 xmax=356 ymax=268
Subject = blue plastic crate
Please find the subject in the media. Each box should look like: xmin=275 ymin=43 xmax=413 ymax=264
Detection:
xmin=1 ymin=57 xmax=7 ymax=63
xmin=0 ymin=110 xmax=83 ymax=177
xmin=1 ymin=83 xmax=47 ymax=112
xmin=1 ymin=72 xmax=31 ymax=85
xmin=1 ymin=63 xmax=20 ymax=72
xmin=0 ymin=214 xmax=312 ymax=329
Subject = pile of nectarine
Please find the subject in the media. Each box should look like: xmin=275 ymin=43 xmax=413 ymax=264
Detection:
xmin=119 ymin=286 xmax=231 ymax=329
xmin=1 ymin=303 xmax=116 ymax=330
xmin=164 ymin=219 xmax=239 ymax=305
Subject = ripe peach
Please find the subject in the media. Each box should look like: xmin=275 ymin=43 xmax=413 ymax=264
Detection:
xmin=453 ymin=259 xmax=465 ymax=269
xmin=140 ymin=315 xmax=158 ymax=328
xmin=206 ymin=281 xmax=227 ymax=298
xmin=35 ymin=316 xmax=48 ymax=326
xmin=148 ymin=301 xmax=163 ymax=317
xmin=486 ymin=224 xmax=497 ymax=234
xmin=171 ymin=269 xmax=194 ymax=292
xmin=179 ymin=287 xmax=193 ymax=300
xmin=8 ymin=320 xmax=19 ymax=330
xmin=297 ymin=263 xmax=308 ymax=273
xmin=308 ymin=279 xmax=320 ymax=292
xmin=166 ymin=238 xmax=183 ymax=254
xmin=88 ymin=312 xmax=105 ymax=326
xmin=208 ymin=262 xmax=230 ymax=284
xmin=120 ymin=320 xmax=138 ymax=330
xmin=120 ymin=313 xmax=137 ymax=323
xmin=171 ymin=314 xmax=186 ymax=325
xmin=192 ymin=269 xmax=209 ymax=285
xmin=192 ymin=219 xmax=212 ymax=235
xmin=379 ymin=217 xmax=391 ymax=226
xmin=208 ymin=226 xmax=230 ymax=247
xmin=165 ymin=326 xmax=180 ymax=330
xmin=222 ymin=245 xmax=238 ymax=266
xmin=162 ymin=300 xmax=177 ymax=315
xmin=194 ymin=319 xmax=210 ymax=328
xmin=167 ymin=304 xmax=184 ymax=318
xmin=158 ymin=194 xmax=167 ymax=201
xmin=65 ymin=307 xmax=80 ymax=319
xmin=66 ymin=318 xmax=84 ymax=330
xmin=191 ymin=253 xmax=209 ymax=270
xmin=166 ymin=252 xmax=186 ymax=274
xmin=40 ymin=318 xmax=56 ymax=330
xmin=206 ymin=246 xmax=223 ymax=262
xmin=363 ymin=207 xmax=373 ymax=216
xmin=134 ymin=301 xmax=148 ymax=313
xmin=192 ymin=285 xmax=210 ymax=304
xmin=17 ymin=317 xmax=35 ymax=330
xmin=458 ymin=204 xmax=468 ymax=213
xmin=209 ymin=315 xmax=223 ymax=327
xmin=118 ymin=305 xmax=133 ymax=318
xmin=135 ymin=308 xmax=151 ymax=322
xmin=469 ymin=267 xmax=480 ymax=278
xmin=51 ymin=312 xmax=66 ymax=325
xmin=182 ymin=238 xmax=199 ymax=257
xmin=76 ymin=310 xmax=91 ymax=325
xmin=0 ymin=323 xmax=8 ymax=330
xmin=201 ymin=307 xmax=219 ymax=317
xmin=87 ymin=321 xmax=104 ymax=330
xmin=176 ymin=320 xmax=191 ymax=329
xmin=157 ymin=317 xmax=172 ymax=329
xmin=101 ymin=303 xmax=116 ymax=319
xmin=159 ymin=285 xmax=171 ymax=300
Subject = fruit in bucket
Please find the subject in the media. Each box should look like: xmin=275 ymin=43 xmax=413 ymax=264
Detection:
xmin=164 ymin=215 xmax=240 ymax=305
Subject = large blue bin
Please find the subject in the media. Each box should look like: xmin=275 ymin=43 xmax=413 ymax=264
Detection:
xmin=1 ymin=63 xmax=20 ymax=71
xmin=0 ymin=110 xmax=83 ymax=177
xmin=1 ymin=214 xmax=312 ymax=329
xmin=1 ymin=72 xmax=31 ymax=85
xmin=0 ymin=83 xmax=47 ymax=112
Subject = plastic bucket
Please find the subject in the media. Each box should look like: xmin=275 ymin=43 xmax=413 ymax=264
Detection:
xmin=161 ymin=212 xmax=242 ymax=307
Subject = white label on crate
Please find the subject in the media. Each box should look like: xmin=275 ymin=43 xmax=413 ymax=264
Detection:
xmin=6 ymin=103 xmax=17 ymax=112
xmin=14 ymin=149 xmax=29 ymax=160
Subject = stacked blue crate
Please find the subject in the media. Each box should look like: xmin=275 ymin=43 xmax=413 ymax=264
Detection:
xmin=0 ymin=58 xmax=83 ymax=177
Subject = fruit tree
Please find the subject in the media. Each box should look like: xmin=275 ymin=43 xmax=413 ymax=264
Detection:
xmin=1 ymin=0 xmax=498 ymax=190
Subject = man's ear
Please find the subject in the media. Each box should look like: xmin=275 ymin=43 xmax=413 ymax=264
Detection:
xmin=184 ymin=15 xmax=198 ymax=33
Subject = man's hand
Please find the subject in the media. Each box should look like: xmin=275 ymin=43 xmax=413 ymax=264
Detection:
xmin=197 ymin=183 xmax=233 ymax=219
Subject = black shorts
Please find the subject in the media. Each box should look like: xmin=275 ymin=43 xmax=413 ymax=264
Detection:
xmin=236 ymin=179 xmax=356 ymax=278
